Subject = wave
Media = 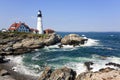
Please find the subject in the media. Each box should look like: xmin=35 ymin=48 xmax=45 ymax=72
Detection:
xmin=44 ymin=45 xmax=78 ymax=52
xmin=43 ymin=38 xmax=99 ymax=52
xmin=65 ymin=62 xmax=87 ymax=75
xmin=32 ymin=52 xmax=42 ymax=61
xmin=46 ymin=54 xmax=120 ymax=75
xmin=81 ymin=38 xmax=99 ymax=47
xmin=6 ymin=56 xmax=41 ymax=76
xmin=6 ymin=54 xmax=120 ymax=76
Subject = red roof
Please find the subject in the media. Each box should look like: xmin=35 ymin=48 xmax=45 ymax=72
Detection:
xmin=8 ymin=22 xmax=30 ymax=31
xmin=44 ymin=29 xmax=55 ymax=34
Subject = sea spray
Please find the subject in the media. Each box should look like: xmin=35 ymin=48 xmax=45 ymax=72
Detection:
xmin=81 ymin=38 xmax=99 ymax=47
xmin=45 ymin=38 xmax=99 ymax=49
xmin=6 ymin=55 xmax=41 ymax=76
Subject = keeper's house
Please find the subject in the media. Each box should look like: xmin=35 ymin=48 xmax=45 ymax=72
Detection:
xmin=8 ymin=22 xmax=38 ymax=33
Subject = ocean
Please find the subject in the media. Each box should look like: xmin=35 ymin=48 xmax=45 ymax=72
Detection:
xmin=7 ymin=32 xmax=120 ymax=76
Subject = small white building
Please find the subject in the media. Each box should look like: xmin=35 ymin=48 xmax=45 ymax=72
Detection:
xmin=1 ymin=28 xmax=7 ymax=32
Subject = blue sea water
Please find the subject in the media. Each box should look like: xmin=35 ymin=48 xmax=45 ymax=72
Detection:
xmin=15 ymin=32 xmax=120 ymax=75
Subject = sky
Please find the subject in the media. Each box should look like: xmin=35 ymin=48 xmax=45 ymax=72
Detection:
xmin=0 ymin=0 xmax=120 ymax=32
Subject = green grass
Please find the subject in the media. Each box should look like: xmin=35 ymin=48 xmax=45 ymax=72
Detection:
xmin=0 ymin=32 xmax=49 ymax=40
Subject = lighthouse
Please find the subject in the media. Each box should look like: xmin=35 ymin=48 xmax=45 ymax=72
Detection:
xmin=37 ymin=10 xmax=43 ymax=34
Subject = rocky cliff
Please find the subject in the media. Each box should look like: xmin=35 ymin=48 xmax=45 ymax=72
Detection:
xmin=0 ymin=32 xmax=61 ymax=55
xmin=0 ymin=32 xmax=88 ymax=55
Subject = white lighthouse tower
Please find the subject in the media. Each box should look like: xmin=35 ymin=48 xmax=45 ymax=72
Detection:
xmin=37 ymin=10 xmax=43 ymax=34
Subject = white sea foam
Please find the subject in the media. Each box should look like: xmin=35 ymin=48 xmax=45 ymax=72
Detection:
xmin=45 ymin=43 xmax=61 ymax=49
xmin=6 ymin=56 xmax=41 ymax=76
xmin=44 ymin=45 xmax=78 ymax=52
xmin=62 ymin=45 xmax=75 ymax=48
xmin=6 ymin=56 xmax=23 ymax=65
xmin=90 ymin=54 xmax=120 ymax=71
xmin=92 ymin=55 xmax=120 ymax=70
xmin=81 ymin=38 xmax=99 ymax=47
xmin=65 ymin=62 xmax=87 ymax=75
xmin=6 ymin=54 xmax=120 ymax=76
xmin=32 ymin=52 xmax=42 ymax=61
xmin=110 ymin=35 xmax=114 ymax=37
xmin=48 ymin=55 xmax=120 ymax=75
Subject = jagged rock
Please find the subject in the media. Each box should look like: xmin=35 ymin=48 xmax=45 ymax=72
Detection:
xmin=84 ymin=61 xmax=94 ymax=71
xmin=0 ymin=69 xmax=9 ymax=76
xmin=49 ymin=67 xmax=76 ymax=80
xmin=61 ymin=34 xmax=87 ymax=46
xmin=39 ymin=67 xmax=76 ymax=80
xmin=76 ymin=67 xmax=120 ymax=80
xmin=106 ymin=62 xmax=120 ymax=68
xmin=0 ymin=69 xmax=15 ymax=80
xmin=43 ymin=33 xmax=62 ymax=46
xmin=39 ymin=67 xmax=52 ymax=80
xmin=0 ymin=56 xmax=10 ymax=63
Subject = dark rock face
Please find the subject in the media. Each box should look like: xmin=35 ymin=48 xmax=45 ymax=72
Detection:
xmin=0 ymin=56 xmax=10 ymax=63
xmin=106 ymin=62 xmax=120 ymax=68
xmin=39 ymin=67 xmax=76 ymax=80
xmin=84 ymin=62 xmax=94 ymax=71
xmin=61 ymin=34 xmax=87 ymax=46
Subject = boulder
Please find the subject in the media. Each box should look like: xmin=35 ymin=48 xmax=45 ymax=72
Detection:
xmin=39 ymin=67 xmax=52 ymax=80
xmin=0 ymin=69 xmax=9 ymax=76
xmin=76 ymin=72 xmax=93 ymax=80
xmin=43 ymin=33 xmax=62 ymax=46
xmin=76 ymin=67 xmax=120 ymax=80
xmin=0 ymin=69 xmax=15 ymax=80
xmin=61 ymin=34 xmax=87 ymax=46
xmin=49 ymin=67 xmax=76 ymax=80
xmin=84 ymin=61 xmax=94 ymax=71
xmin=39 ymin=67 xmax=76 ymax=80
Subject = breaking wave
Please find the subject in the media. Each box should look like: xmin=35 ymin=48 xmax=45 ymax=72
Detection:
xmin=44 ymin=38 xmax=99 ymax=50
xmin=6 ymin=56 xmax=41 ymax=76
